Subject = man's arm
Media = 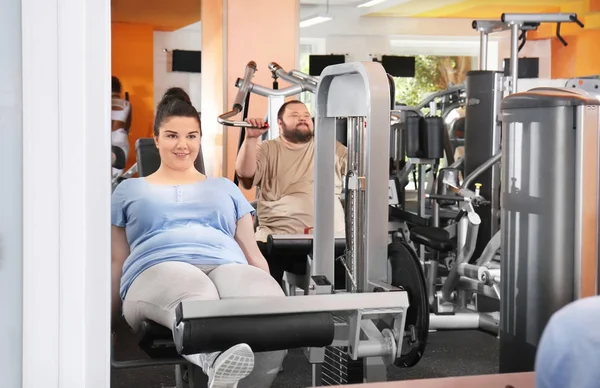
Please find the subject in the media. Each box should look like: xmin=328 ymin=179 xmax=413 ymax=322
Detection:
xmin=236 ymin=137 xmax=261 ymax=190
xmin=235 ymin=118 xmax=269 ymax=190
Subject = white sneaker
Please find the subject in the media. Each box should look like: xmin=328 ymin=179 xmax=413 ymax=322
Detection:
xmin=199 ymin=344 xmax=255 ymax=388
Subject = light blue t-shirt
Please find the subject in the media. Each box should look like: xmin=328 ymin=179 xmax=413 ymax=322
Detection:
xmin=535 ymin=295 xmax=600 ymax=388
xmin=111 ymin=177 xmax=255 ymax=300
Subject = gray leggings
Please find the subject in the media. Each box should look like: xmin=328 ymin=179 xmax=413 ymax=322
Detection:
xmin=123 ymin=261 xmax=286 ymax=388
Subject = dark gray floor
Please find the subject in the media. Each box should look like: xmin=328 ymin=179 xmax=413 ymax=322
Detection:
xmin=111 ymin=321 xmax=499 ymax=388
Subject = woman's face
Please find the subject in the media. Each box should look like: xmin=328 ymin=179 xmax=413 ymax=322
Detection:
xmin=154 ymin=116 xmax=201 ymax=171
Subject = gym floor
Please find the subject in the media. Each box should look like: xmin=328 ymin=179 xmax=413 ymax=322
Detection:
xmin=111 ymin=320 xmax=499 ymax=388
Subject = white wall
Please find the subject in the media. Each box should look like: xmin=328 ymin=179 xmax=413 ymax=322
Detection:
xmin=300 ymin=5 xmax=477 ymax=38
xmin=300 ymin=5 xmax=490 ymax=66
xmin=153 ymin=21 xmax=202 ymax=111
xmin=299 ymin=4 xmax=552 ymax=77
xmin=0 ymin=0 xmax=23 ymax=385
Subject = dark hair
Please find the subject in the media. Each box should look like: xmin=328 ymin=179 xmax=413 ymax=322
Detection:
xmin=162 ymin=87 xmax=192 ymax=104
xmin=154 ymin=87 xmax=201 ymax=136
xmin=111 ymin=76 xmax=121 ymax=94
xmin=277 ymin=100 xmax=306 ymax=121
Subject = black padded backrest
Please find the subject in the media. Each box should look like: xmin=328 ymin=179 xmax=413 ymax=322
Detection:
xmin=135 ymin=138 xmax=206 ymax=177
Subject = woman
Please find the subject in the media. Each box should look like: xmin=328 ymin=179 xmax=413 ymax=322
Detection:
xmin=535 ymin=295 xmax=600 ymax=388
xmin=111 ymin=88 xmax=285 ymax=388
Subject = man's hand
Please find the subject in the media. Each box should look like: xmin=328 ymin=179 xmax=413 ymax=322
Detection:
xmin=245 ymin=118 xmax=269 ymax=138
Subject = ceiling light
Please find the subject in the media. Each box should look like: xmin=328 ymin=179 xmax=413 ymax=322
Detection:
xmin=299 ymin=15 xmax=333 ymax=28
xmin=357 ymin=0 xmax=388 ymax=7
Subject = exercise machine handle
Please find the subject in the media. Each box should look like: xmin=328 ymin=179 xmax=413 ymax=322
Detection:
xmin=425 ymin=194 xmax=467 ymax=203
xmin=233 ymin=61 xmax=257 ymax=111
xmin=269 ymin=62 xmax=306 ymax=85
xmin=290 ymin=69 xmax=319 ymax=85
xmin=217 ymin=109 xmax=254 ymax=128
xmin=415 ymin=84 xmax=464 ymax=111
xmin=267 ymin=62 xmax=317 ymax=94
xmin=217 ymin=61 xmax=257 ymax=128
xmin=570 ymin=14 xmax=584 ymax=28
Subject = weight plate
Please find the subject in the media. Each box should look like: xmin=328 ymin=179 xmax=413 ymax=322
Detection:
xmin=388 ymin=241 xmax=429 ymax=368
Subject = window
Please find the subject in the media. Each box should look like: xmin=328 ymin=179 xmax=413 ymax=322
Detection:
xmin=298 ymin=38 xmax=325 ymax=114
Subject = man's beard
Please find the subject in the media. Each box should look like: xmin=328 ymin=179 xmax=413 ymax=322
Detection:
xmin=281 ymin=122 xmax=313 ymax=144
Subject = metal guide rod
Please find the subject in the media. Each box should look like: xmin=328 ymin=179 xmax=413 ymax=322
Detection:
xmin=346 ymin=117 xmax=358 ymax=293
xmin=479 ymin=32 xmax=488 ymax=70
xmin=510 ymin=23 xmax=520 ymax=94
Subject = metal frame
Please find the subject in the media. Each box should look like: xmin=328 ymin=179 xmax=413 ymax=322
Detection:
xmin=217 ymin=61 xmax=316 ymax=135
xmin=176 ymin=292 xmax=408 ymax=319
xmin=574 ymin=104 xmax=600 ymax=298
xmin=174 ymin=288 xmax=410 ymax=373
xmin=179 ymin=60 xmax=413 ymax=386
xmin=473 ymin=13 xmax=583 ymax=93
xmin=314 ymin=61 xmax=391 ymax=292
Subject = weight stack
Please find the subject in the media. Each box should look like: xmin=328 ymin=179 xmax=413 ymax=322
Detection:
xmin=321 ymin=346 xmax=364 ymax=386
xmin=464 ymin=71 xmax=503 ymax=260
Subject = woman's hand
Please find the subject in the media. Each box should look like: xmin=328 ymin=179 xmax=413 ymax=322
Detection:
xmin=234 ymin=213 xmax=270 ymax=273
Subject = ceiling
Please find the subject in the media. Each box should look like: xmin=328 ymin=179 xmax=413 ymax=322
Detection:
xmin=111 ymin=0 xmax=201 ymax=31
xmin=111 ymin=0 xmax=600 ymax=32
xmin=363 ymin=0 xmax=585 ymax=19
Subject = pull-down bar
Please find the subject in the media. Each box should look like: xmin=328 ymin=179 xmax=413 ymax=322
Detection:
xmin=473 ymin=13 xmax=584 ymax=93
xmin=504 ymin=13 xmax=583 ymax=94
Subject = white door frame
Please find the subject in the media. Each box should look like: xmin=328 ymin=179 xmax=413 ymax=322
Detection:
xmin=21 ymin=0 xmax=111 ymax=386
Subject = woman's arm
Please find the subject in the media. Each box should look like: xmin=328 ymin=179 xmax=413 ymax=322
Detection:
xmin=235 ymin=213 xmax=270 ymax=273
xmin=111 ymin=225 xmax=130 ymax=325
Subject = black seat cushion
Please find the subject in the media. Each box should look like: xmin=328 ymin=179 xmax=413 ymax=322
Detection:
xmin=409 ymin=226 xmax=453 ymax=253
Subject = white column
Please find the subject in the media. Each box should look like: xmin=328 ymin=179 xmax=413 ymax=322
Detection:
xmin=0 ymin=0 xmax=23 ymax=386
xmin=21 ymin=0 xmax=111 ymax=387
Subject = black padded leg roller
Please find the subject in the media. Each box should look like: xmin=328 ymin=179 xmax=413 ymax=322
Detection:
xmin=179 ymin=312 xmax=335 ymax=355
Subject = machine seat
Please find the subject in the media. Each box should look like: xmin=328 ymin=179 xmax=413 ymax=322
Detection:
xmin=138 ymin=320 xmax=181 ymax=359
xmin=409 ymin=226 xmax=453 ymax=253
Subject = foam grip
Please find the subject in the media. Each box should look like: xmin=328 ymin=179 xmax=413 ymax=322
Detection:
xmin=178 ymin=312 xmax=334 ymax=355
xmin=422 ymin=117 xmax=444 ymax=159
xmin=266 ymin=236 xmax=312 ymax=270
xmin=111 ymin=145 xmax=126 ymax=169
xmin=404 ymin=115 xmax=421 ymax=158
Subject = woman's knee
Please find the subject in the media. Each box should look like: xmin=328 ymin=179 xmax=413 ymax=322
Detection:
xmin=209 ymin=264 xmax=286 ymax=298
xmin=123 ymin=261 xmax=221 ymax=329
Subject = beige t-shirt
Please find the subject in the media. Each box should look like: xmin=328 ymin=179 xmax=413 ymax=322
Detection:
xmin=252 ymin=137 xmax=347 ymax=242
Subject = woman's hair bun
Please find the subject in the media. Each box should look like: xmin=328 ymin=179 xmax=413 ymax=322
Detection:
xmin=161 ymin=87 xmax=192 ymax=105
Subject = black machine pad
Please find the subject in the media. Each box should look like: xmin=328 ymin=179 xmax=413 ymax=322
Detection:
xmin=266 ymin=235 xmax=346 ymax=276
xmin=409 ymin=226 xmax=454 ymax=253
xmin=387 ymin=242 xmax=429 ymax=367
xmin=178 ymin=312 xmax=334 ymax=355
xmin=138 ymin=320 xmax=180 ymax=359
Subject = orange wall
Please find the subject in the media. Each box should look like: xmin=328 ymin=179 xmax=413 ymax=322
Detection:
xmin=200 ymin=0 xmax=225 ymax=179
xmin=111 ymin=22 xmax=155 ymax=169
xmin=225 ymin=0 xmax=299 ymax=185
xmin=551 ymin=30 xmax=600 ymax=78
